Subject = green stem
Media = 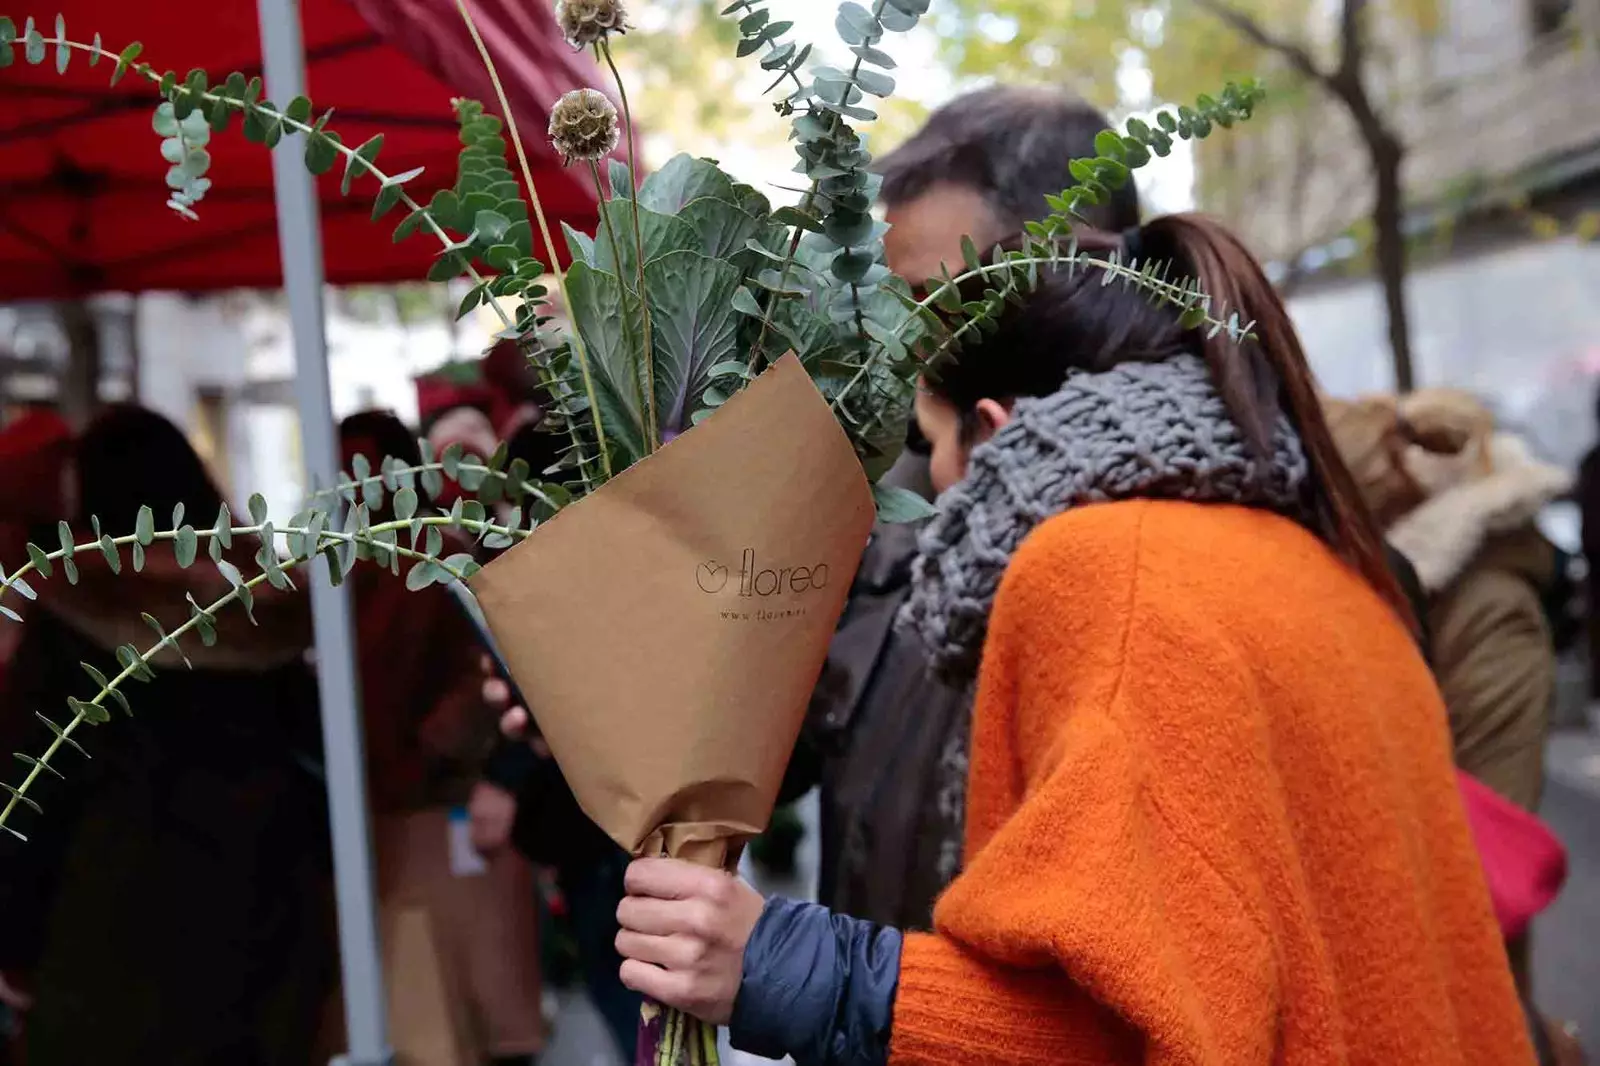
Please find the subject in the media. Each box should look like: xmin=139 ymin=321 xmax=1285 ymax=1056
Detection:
xmin=0 ymin=513 xmax=522 ymax=833
xmin=749 ymin=0 xmax=888 ymax=371
xmin=599 ymin=39 xmax=659 ymax=451
xmin=747 ymin=189 xmax=815 ymax=372
xmin=451 ymin=0 xmax=614 ymax=481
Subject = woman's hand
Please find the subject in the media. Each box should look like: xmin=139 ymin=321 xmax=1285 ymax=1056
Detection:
xmin=615 ymin=857 xmax=765 ymax=1025
xmin=480 ymin=656 xmax=548 ymax=756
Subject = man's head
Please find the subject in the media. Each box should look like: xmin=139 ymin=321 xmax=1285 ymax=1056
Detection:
xmin=877 ymin=86 xmax=1141 ymax=286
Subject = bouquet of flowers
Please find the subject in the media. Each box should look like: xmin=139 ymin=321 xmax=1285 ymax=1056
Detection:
xmin=0 ymin=2 xmax=1262 ymax=1062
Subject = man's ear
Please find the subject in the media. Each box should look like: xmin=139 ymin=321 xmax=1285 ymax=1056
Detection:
xmin=972 ymin=398 xmax=1013 ymax=445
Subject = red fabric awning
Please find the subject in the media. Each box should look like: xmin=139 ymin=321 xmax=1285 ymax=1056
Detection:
xmin=0 ymin=0 xmax=625 ymax=299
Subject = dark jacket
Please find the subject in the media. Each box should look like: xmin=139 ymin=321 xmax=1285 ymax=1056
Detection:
xmin=0 ymin=609 xmax=332 ymax=1066
xmin=798 ymin=518 xmax=972 ymax=931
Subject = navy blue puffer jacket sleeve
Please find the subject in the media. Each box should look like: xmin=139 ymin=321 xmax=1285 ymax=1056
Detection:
xmin=729 ymin=896 xmax=902 ymax=1066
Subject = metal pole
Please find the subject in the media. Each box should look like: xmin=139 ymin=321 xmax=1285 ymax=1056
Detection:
xmin=255 ymin=1 xmax=391 ymax=1063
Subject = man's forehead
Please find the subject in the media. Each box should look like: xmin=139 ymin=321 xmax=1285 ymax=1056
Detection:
xmin=883 ymin=183 xmax=1006 ymax=281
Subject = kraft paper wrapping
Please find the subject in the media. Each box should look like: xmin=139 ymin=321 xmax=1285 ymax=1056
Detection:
xmin=471 ymin=354 xmax=875 ymax=868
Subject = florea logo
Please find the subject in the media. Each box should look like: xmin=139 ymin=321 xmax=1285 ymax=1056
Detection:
xmin=696 ymin=549 xmax=830 ymax=598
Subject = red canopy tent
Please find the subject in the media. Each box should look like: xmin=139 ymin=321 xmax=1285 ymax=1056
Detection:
xmin=1 ymin=4 xmax=632 ymax=1060
xmin=0 ymin=0 xmax=621 ymax=299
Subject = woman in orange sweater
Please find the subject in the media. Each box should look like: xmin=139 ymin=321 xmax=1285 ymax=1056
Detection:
xmin=613 ymin=215 xmax=1534 ymax=1064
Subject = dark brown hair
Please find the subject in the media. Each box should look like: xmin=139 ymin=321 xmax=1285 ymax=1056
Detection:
xmin=76 ymin=405 xmax=226 ymax=538
xmin=924 ymin=213 xmax=1415 ymax=629
xmin=876 ymin=85 xmax=1141 ymax=234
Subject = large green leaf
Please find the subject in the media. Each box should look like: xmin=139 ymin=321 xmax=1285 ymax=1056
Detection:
xmin=563 ymin=262 xmax=651 ymax=464
xmin=562 ymin=221 xmax=597 ymax=267
xmin=644 ymin=250 xmax=743 ymax=434
xmin=637 ymin=154 xmax=739 ymax=215
xmin=729 ymin=181 xmax=773 ymax=220
xmin=593 ymin=199 xmax=699 ymax=279
xmin=677 ymin=196 xmax=766 ymax=262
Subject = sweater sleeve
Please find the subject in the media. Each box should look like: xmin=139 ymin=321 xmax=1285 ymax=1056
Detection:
xmin=889 ymin=506 xmax=1282 ymax=1065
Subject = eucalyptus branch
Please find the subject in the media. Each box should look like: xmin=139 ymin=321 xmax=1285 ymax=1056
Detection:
xmin=597 ymin=38 xmax=659 ymax=451
xmin=0 ymin=509 xmax=526 ymax=836
xmin=452 ymin=0 xmax=615 ymax=480
xmin=721 ymin=0 xmax=811 ymax=101
xmin=25 ymin=31 xmax=518 ymax=332
xmin=741 ymin=0 xmax=907 ymax=370
xmin=747 ymin=191 xmax=814 ymax=370
xmin=310 ymin=458 xmax=559 ymax=513
xmin=0 ymin=553 xmax=281 ymax=838
xmin=827 ymin=248 xmax=1250 ymax=421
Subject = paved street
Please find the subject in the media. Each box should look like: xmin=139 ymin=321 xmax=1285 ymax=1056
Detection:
xmin=1533 ymin=729 xmax=1600 ymax=1048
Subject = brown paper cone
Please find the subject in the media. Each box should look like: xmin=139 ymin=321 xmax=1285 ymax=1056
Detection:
xmin=471 ymin=353 xmax=875 ymax=866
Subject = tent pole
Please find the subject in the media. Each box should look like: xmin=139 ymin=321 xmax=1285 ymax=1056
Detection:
xmin=256 ymin=1 xmax=392 ymax=1064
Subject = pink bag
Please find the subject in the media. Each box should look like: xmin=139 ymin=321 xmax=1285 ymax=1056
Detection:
xmin=1457 ymin=771 xmax=1568 ymax=940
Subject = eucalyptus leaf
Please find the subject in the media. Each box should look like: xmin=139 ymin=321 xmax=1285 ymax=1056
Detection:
xmin=872 ymin=483 xmax=937 ymax=524
xmin=174 ymin=526 xmax=198 ymax=568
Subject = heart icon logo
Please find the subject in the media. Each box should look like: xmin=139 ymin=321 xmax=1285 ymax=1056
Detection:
xmin=696 ymin=561 xmax=730 ymax=594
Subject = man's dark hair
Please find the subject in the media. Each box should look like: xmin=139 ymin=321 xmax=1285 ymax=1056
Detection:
xmin=876 ymin=85 xmax=1140 ymax=233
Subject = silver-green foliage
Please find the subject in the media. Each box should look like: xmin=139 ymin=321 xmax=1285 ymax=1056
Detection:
xmin=0 ymin=5 xmax=1266 ymax=838
xmin=0 ymin=445 xmax=553 ymax=839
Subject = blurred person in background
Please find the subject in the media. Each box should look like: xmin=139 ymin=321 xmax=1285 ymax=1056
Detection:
xmin=1327 ymin=391 xmax=1570 ymax=816
xmin=1578 ymin=389 xmax=1600 ymax=704
xmin=0 ymin=406 xmax=330 ymax=1066
xmin=1326 ymin=390 xmax=1573 ymax=1029
xmin=337 ymin=410 xmax=545 ymax=1066
xmin=0 ymin=408 xmax=73 ymax=686
xmin=790 ymin=85 xmax=1143 ymax=930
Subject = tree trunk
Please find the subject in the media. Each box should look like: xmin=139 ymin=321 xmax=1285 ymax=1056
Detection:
xmin=1362 ymin=125 xmax=1415 ymax=392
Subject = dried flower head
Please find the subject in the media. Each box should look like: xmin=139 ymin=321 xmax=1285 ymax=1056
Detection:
xmin=548 ymin=89 xmax=621 ymax=164
xmin=555 ymin=0 xmax=629 ymax=50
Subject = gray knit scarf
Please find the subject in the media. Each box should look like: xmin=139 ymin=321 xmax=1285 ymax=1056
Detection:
xmin=900 ymin=354 xmax=1310 ymax=684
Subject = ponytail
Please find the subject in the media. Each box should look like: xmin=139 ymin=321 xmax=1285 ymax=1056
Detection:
xmin=1145 ymin=213 xmax=1418 ymax=634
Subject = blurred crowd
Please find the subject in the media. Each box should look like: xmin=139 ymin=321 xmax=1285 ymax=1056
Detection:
xmin=0 ymin=85 xmax=1591 ymax=1066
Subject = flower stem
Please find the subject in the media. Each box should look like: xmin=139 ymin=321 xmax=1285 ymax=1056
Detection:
xmin=452 ymin=0 xmax=614 ymax=480
xmin=599 ymin=38 xmax=659 ymax=451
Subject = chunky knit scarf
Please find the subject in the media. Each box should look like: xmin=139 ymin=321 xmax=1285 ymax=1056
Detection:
xmin=901 ymin=354 xmax=1311 ymax=683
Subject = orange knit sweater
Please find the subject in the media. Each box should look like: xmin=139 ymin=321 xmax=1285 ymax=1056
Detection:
xmin=889 ymin=501 xmax=1533 ymax=1065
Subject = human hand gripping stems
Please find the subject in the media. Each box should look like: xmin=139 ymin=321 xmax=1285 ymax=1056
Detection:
xmin=1 ymin=3 xmax=1266 ymax=1063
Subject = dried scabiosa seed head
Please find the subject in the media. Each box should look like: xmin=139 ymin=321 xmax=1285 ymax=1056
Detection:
xmin=555 ymin=0 xmax=629 ymax=50
xmin=548 ymin=88 xmax=621 ymax=163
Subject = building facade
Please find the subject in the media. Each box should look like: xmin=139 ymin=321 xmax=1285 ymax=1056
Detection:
xmin=1197 ymin=0 xmax=1600 ymax=470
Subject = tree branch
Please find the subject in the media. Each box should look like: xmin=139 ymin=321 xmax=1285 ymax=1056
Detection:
xmin=1336 ymin=0 xmax=1368 ymax=88
xmin=1191 ymin=0 xmax=1333 ymax=90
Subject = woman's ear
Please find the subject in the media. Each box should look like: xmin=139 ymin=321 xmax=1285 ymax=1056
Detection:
xmin=972 ymin=399 xmax=1013 ymax=445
